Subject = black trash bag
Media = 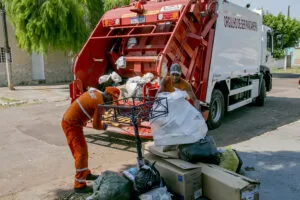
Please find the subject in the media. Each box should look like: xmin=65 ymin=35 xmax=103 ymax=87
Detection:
xmin=178 ymin=136 xmax=220 ymax=164
xmin=97 ymin=171 xmax=132 ymax=200
xmin=134 ymin=160 xmax=162 ymax=195
xmin=233 ymin=149 xmax=243 ymax=173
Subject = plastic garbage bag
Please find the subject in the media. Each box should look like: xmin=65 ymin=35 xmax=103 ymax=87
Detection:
xmin=140 ymin=73 xmax=154 ymax=84
xmin=116 ymin=56 xmax=126 ymax=69
xmin=218 ymin=147 xmax=243 ymax=173
xmin=218 ymin=146 xmax=239 ymax=172
xmin=139 ymin=186 xmax=172 ymax=200
xmin=127 ymin=37 xmax=137 ymax=48
xmin=125 ymin=76 xmax=142 ymax=97
xmin=150 ymin=91 xmax=207 ymax=146
xmin=110 ymin=71 xmax=122 ymax=83
xmin=98 ymin=75 xmax=111 ymax=85
xmin=134 ymin=161 xmax=162 ymax=195
xmin=233 ymin=149 xmax=243 ymax=173
xmin=98 ymin=71 xmax=122 ymax=85
xmin=86 ymin=171 xmax=132 ymax=200
xmin=178 ymin=136 xmax=220 ymax=164
xmin=123 ymin=167 xmax=138 ymax=182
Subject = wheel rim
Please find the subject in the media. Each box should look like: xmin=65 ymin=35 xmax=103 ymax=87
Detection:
xmin=211 ymin=96 xmax=222 ymax=123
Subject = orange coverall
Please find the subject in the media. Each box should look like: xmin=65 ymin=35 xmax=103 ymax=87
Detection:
xmin=61 ymin=88 xmax=105 ymax=189
xmin=161 ymin=76 xmax=190 ymax=93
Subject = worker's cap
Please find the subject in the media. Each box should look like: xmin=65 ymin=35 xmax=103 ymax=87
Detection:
xmin=105 ymin=87 xmax=120 ymax=101
xmin=170 ymin=63 xmax=182 ymax=75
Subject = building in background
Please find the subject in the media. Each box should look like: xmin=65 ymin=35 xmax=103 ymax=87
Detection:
xmin=0 ymin=18 xmax=73 ymax=87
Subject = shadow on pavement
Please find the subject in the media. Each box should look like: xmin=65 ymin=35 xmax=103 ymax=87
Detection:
xmin=238 ymin=150 xmax=300 ymax=200
xmin=85 ymin=131 xmax=151 ymax=153
xmin=210 ymin=96 xmax=300 ymax=147
xmin=55 ymin=188 xmax=92 ymax=200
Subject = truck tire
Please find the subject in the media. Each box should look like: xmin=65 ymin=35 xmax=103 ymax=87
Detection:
xmin=255 ymin=79 xmax=266 ymax=106
xmin=207 ymin=89 xmax=225 ymax=129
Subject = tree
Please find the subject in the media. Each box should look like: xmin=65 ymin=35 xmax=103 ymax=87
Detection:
xmin=103 ymin=0 xmax=130 ymax=12
xmin=4 ymin=0 xmax=89 ymax=54
xmin=263 ymin=13 xmax=300 ymax=58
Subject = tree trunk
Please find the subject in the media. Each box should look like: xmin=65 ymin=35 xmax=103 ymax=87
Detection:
xmin=1 ymin=2 xmax=14 ymax=90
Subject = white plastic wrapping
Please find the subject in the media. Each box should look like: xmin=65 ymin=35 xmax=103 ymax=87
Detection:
xmin=110 ymin=71 xmax=122 ymax=83
xmin=138 ymin=187 xmax=172 ymax=200
xmin=98 ymin=71 xmax=122 ymax=85
xmin=98 ymin=75 xmax=111 ymax=84
xmin=115 ymin=56 xmax=126 ymax=69
xmin=150 ymin=91 xmax=207 ymax=146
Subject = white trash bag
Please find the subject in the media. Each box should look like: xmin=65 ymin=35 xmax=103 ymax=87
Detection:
xmin=139 ymin=187 xmax=172 ymax=200
xmin=110 ymin=71 xmax=122 ymax=83
xmin=150 ymin=91 xmax=207 ymax=146
xmin=115 ymin=56 xmax=126 ymax=69
xmin=98 ymin=75 xmax=111 ymax=85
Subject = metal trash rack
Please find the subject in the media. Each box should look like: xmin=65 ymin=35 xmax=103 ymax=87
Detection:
xmin=98 ymin=97 xmax=168 ymax=168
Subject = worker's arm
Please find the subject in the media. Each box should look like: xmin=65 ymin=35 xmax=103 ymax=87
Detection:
xmin=92 ymin=106 xmax=106 ymax=130
xmin=187 ymin=84 xmax=200 ymax=110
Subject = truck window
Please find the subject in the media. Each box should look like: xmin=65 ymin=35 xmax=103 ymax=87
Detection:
xmin=267 ymin=32 xmax=272 ymax=52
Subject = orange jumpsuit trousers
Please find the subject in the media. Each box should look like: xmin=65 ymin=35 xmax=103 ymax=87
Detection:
xmin=61 ymin=88 xmax=105 ymax=188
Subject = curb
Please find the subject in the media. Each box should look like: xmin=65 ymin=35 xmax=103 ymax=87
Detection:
xmin=272 ymin=73 xmax=300 ymax=78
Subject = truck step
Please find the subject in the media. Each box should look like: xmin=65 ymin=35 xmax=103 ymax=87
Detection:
xmin=227 ymin=98 xmax=252 ymax=112
xmin=229 ymin=85 xmax=253 ymax=96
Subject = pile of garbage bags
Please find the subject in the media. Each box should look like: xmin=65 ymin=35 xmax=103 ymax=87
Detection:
xmin=123 ymin=73 xmax=156 ymax=98
xmin=87 ymin=161 xmax=172 ymax=200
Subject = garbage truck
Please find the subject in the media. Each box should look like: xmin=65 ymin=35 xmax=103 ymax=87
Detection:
xmin=69 ymin=0 xmax=275 ymax=138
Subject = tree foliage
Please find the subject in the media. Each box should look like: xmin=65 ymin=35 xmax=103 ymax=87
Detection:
xmin=4 ymin=0 xmax=88 ymax=54
xmin=103 ymin=0 xmax=130 ymax=12
xmin=3 ymin=0 xmax=131 ymax=54
xmin=263 ymin=13 xmax=300 ymax=58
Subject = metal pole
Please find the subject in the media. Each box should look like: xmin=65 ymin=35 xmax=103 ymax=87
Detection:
xmin=0 ymin=1 xmax=14 ymax=90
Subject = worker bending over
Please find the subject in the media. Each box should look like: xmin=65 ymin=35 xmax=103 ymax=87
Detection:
xmin=61 ymin=86 xmax=120 ymax=193
xmin=158 ymin=63 xmax=200 ymax=109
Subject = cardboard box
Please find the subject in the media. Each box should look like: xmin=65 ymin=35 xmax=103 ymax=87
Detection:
xmin=145 ymin=153 xmax=202 ymax=200
xmin=196 ymin=162 xmax=260 ymax=200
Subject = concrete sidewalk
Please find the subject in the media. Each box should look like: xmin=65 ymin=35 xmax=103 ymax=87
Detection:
xmin=0 ymin=85 xmax=70 ymax=106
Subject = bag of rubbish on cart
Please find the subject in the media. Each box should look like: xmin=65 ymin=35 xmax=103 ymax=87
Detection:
xmin=150 ymin=90 xmax=207 ymax=146
xmin=86 ymin=171 xmax=132 ymax=200
xmin=139 ymin=186 xmax=172 ymax=200
xmin=134 ymin=160 xmax=162 ymax=195
xmin=218 ymin=146 xmax=243 ymax=173
xmin=178 ymin=136 xmax=220 ymax=164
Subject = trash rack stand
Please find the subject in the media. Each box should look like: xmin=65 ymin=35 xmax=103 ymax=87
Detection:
xmin=98 ymin=97 xmax=168 ymax=168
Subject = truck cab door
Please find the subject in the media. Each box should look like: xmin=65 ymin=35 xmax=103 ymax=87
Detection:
xmin=265 ymin=30 xmax=274 ymax=68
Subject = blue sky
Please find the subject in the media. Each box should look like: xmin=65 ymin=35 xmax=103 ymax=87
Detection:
xmin=229 ymin=0 xmax=300 ymax=20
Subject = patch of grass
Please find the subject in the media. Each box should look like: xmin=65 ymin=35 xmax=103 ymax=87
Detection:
xmin=0 ymin=97 xmax=19 ymax=103
xmin=272 ymin=66 xmax=300 ymax=74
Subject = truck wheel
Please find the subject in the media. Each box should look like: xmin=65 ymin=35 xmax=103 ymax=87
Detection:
xmin=255 ymin=79 xmax=266 ymax=106
xmin=207 ymin=89 xmax=225 ymax=129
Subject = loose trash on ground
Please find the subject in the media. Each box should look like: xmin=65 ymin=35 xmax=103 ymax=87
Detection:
xmin=86 ymin=171 xmax=132 ymax=200
xmin=134 ymin=160 xmax=162 ymax=195
xmin=178 ymin=136 xmax=220 ymax=164
xmin=218 ymin=146 xmax=242 ymax=173
xmin=138 ymin=186 xmax=172 ymax=200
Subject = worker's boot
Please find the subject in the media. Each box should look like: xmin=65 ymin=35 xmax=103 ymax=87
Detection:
xmin=86 ymin=173 xmax=99 ymax=181
xmin=74 ymin=186 xmax=93 ymax=193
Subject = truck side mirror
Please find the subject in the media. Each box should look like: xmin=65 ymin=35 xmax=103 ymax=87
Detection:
xmin=276 ymin=34 xmax=283 ymax=49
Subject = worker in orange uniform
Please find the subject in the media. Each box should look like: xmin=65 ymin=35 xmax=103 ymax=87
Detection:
xmin=61 ymin=86 xmax=120 ymax=193
xmin=158 ymin=63 xmax=200 ymax=109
